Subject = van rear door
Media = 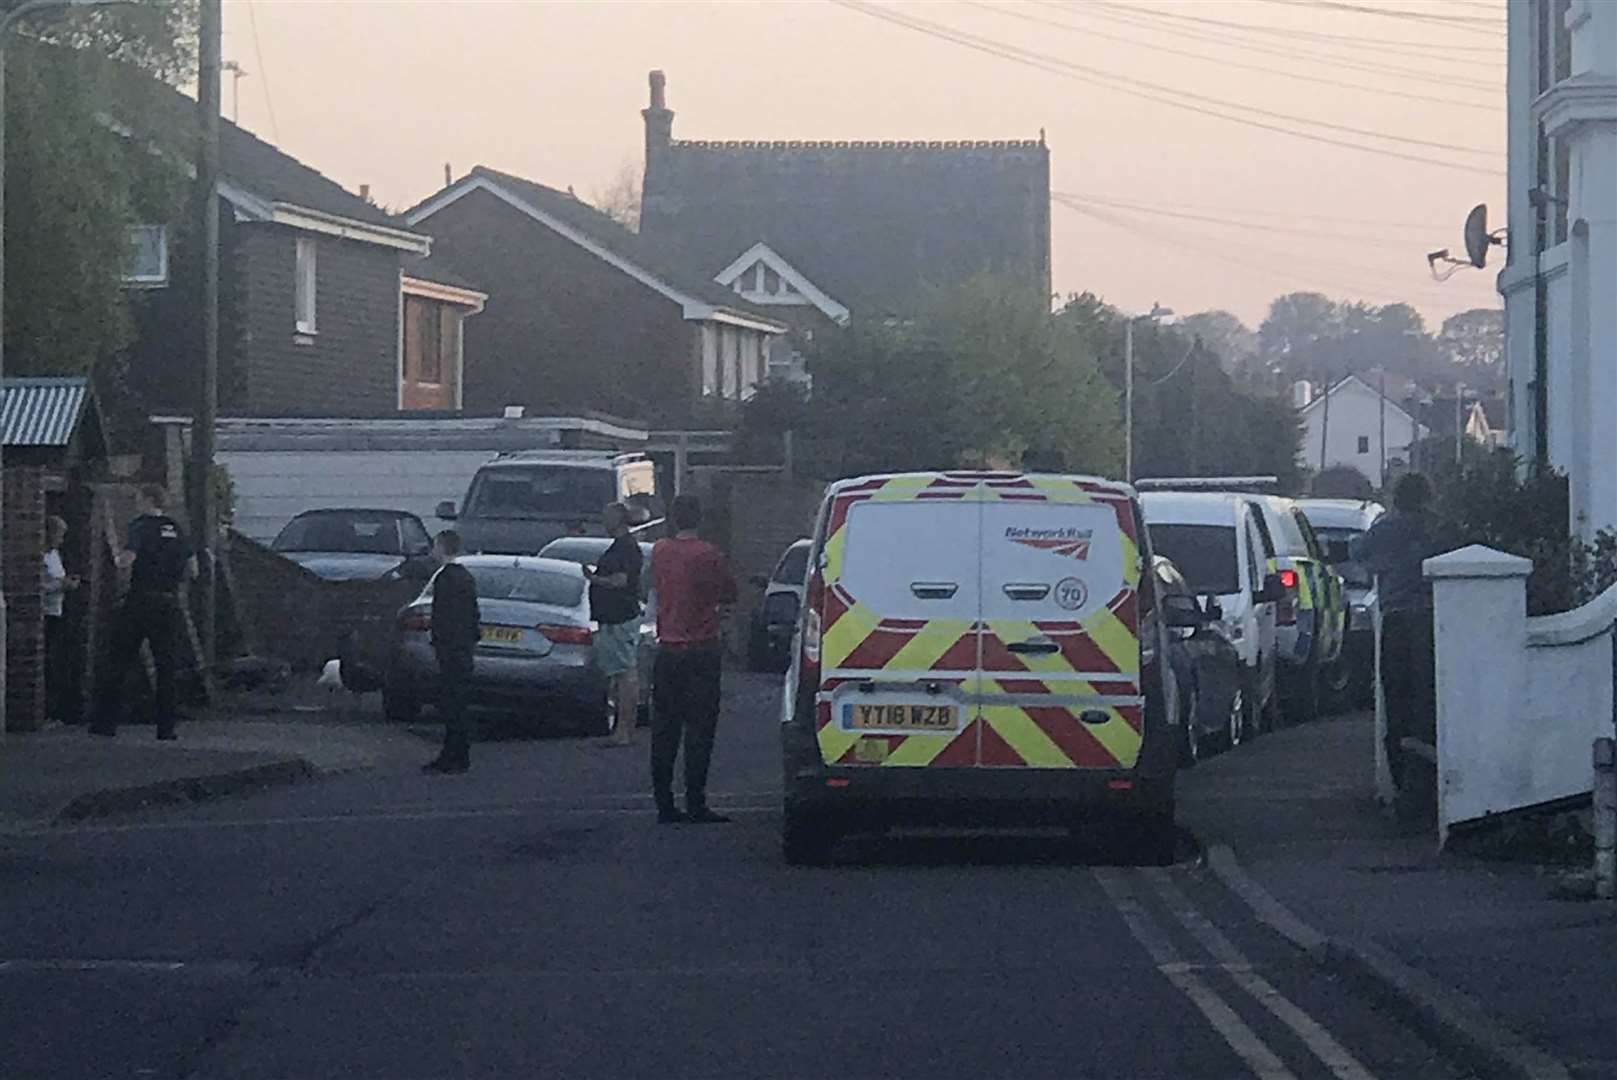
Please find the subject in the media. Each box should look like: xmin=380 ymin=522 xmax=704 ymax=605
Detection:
xmin=816 ymin=487 xmax=981 ymax=769
xmin=977 ymin=487 xmax=1144 ymax=770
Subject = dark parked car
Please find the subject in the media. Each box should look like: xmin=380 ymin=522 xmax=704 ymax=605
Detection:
xmin=272 ymin=509 xmax=436 ymax=582
xmin=747 ymin=538 xmax=810 ymax=672
xmin=1155 ymin=556 xmax=1245 ymax=765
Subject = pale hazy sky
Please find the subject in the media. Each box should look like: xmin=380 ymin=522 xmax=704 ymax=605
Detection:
xmin=220 ymin=0 xmax=1506 ymax=330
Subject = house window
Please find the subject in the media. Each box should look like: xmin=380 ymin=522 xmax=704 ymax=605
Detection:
xmin=740 ymin=333 xmax=761 ymax=398
xmin=1357 ymin=436 xmax=1370 ymax=454
xmin=295 ymin=237 xmax=317 ymax=334
xmin=701 ymin=325 xmax=719 ymax=397
xmin=721 ymin=327 xmax=739 ymax=399
xmin=123 ymin=225 xmax=168 ymax=286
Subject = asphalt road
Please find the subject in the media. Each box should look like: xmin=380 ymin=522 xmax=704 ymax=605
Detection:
xmin=2 ymin=672 xmax=1461 ymax=1080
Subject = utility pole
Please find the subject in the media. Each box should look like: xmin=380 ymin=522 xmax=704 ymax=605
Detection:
xmin=221 ymin=60 xmax=246 ymax=123
xmin=1124 ymin=320 xmax=1134 ymax=483
xmin=1379 ymin=370 xmax=1388 ymax=490
xmin=1319 ymin=375 xmax=1332 ymax=474
xmin=1454 ymin=382 xmax=1466 ymax=466
xmin=191 ymin=0 xmax=221 ymax=670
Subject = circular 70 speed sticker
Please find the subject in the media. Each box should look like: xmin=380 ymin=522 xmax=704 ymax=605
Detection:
xmin=1054 ymin=577 xmax=1088 ymax=611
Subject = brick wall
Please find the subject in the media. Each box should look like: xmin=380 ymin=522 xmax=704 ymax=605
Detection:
xmin=237 ymin=225 xmax=403 ymax=414
xmin=5 ymin=467 xmax=46 ymax=731
xmin=226 ymin=531 xmax=419 ymax=672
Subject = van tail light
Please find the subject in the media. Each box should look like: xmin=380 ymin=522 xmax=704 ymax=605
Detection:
xmin=399 ymin=610 xmax=431 ymax=633
xmin=799 ymin=570 xmax=825 ymax=686
xmin=539 ymin=624 xmax=592 ymax=646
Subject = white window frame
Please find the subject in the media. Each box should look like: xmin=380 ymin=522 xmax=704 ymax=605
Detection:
xmin=123 ymin=225 xmax=168 ymax=287
xmin=701 ymin=325 xmax=719 ymax=397
xmin=295 ymin=236 xmax=318 ymax=335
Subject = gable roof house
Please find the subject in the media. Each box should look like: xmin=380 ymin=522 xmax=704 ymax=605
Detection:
xmin=403 ymin=166 xmax=785 ymax=426
xmin=1298 ymin=375 xmax=1428 ymax=490
xmin=108 ymin=65 xmax=485 ymax=422
xmin=635 ymin=69 xmax=1051 ymax=375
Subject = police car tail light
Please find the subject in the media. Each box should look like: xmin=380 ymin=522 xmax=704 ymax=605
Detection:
xmin=1279 ymin=569 xmax=1299 ymax=590
xmin=399 ymin=610 xmax=431 ymax=633
xmin=539 ymin=624 xmax=592 ymax=646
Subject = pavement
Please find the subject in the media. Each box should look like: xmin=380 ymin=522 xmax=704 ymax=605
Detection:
xmin=0 ymin=691 xmax=425 ymax=829
xmin=0 ymin=673 xmax=1610 ymax=1078
xmin=1181 ymin=712 xmax=1616 ymax=1080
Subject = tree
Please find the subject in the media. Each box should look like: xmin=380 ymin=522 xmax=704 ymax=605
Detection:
xmin=1438 ymin=308 xmax=1504 ymax=374
xmin=1059 ymin=294 xmax=1304 ymax=490
xmin=760 ymin=277 xmax=1122 ymax=478
xmin=591 ymin=158 xmax=642 ymax=232
xmin=1177 ymin=310 xmax=1256 ymax=375
xmin=1258 ymin=292 xmax=1339 ymax=378
xmin=2 ymin=8 xmax=196 ymax=382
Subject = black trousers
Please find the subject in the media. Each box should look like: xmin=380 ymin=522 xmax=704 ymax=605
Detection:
xmin=1380 ymin=607 xmax=1435 ymax=788
xmin=436 ymin=647 xmax=475 ymax=765
xmin=651 ymin=645 xmax=724 ymax=811
xmin=94 ymin=593 xmax=180 ymax=736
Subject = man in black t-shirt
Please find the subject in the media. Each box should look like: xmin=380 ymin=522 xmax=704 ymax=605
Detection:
xmin=584 ymin=503 xmax=642 ymax=747
xmin=90 ymin=485 xmax=196 ymax=740
xmin=423 ymin=530 xmax=481 ymax=774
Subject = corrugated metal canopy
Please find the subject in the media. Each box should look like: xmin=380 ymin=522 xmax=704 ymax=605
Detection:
xmin=2 ymin=377 xmax=91 ymax=448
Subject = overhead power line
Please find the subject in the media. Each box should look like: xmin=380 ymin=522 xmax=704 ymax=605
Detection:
xmin=1261 ymin=0 xmax=1506 ymax=35
xmin=1053 ymin=193 xmax=1441 ymax=250
xmin=967 ymin=2 xmax=1497 ymax=113
xmin=244 ymin=0 xmax=280 ymax=142
xmin=1055 ymin=192 xmax=1442 ymax=231
xmin=1069 ymin=2 xmax=1502 ymax=91
xmin=833 ymin=1 xmax=1504 ymax=175
xmin=1076 ymin=0 xmax=1503 ymax=55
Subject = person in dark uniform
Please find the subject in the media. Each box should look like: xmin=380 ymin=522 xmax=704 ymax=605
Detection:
xmin=423 ymin=529 xmax=480 ymax=774
xmin=89 ymin=485 xmax=195 ymax=740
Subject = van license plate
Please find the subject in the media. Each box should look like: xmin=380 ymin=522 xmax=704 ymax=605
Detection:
xmin=845 ymin=704 xmax=958 ymax=731
xmin=480 ymin=625 xmax=523 ymax=644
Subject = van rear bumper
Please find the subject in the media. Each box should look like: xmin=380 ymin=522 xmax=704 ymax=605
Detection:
xmin=783 ymin=763 xmax=1173 ymax=827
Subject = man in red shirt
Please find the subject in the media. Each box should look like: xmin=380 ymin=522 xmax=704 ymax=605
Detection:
xmin=650 ymin=494 xmax=738 ymax=824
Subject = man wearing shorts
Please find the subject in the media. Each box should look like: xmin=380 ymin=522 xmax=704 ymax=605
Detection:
xmin=585 ymin=503 xmax=643 ymax=747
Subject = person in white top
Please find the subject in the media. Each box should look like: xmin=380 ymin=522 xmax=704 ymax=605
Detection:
xmin=43 ymin=515 xmax=80 ymax=723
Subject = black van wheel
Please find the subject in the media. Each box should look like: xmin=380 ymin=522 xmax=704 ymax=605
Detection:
xmin=783 ymin=805 xmax=836 ymax=866
xmin=1134 ymin=800 xmax=1178 ymax=867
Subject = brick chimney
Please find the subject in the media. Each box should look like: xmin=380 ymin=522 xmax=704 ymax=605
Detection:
xmin=640 ymin=70 xmax=674 ymax=229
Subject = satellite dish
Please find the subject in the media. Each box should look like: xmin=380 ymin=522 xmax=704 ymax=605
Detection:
xmin=1464 ymin=204 xmax=1491 ymax=269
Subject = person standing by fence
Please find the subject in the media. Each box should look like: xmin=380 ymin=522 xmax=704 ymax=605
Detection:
xmin=1352 ymin=473 xmax=1447 ymax=795
xmin=89 ymin=486 xmax=195 ymax=740
xmin=43 ymin=515 xmax=81 ymax=724
xmin=649 ymin=495 xmax=737 ymax=824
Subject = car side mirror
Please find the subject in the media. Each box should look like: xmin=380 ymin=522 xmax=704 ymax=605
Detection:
xmin=435 ymin=500 xmax=458 ymax=521
xmin=1256 ymin=573 xmax=1287 ymax=605
xmin=1162 ymin=593 xmax=1206 ymax=630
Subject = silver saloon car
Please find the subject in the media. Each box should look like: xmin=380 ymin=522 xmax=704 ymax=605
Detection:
xmin=383 ymin=556 xmax=619 ymax=736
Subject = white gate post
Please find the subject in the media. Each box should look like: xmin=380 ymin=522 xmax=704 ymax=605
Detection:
xmin=1424 ymin=545 xmax=1533 ymax=847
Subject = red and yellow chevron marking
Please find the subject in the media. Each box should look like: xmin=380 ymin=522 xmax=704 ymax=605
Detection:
xmin=814 ymin=471 xmax=1144 ymax=771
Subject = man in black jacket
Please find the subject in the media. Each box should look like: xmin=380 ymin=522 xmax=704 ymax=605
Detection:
xmin=423 ymin=530 xmax=480 ymax=774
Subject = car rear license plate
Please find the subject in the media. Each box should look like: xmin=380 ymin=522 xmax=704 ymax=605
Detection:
xmin=845 ymin=703 xmax=958 ymax=731
xmin=480 ymin=625 xmax=523 ymax=644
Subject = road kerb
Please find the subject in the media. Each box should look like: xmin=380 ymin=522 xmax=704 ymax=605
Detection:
xmin=1205 ymin=843 xmax=1573 ymax=1080
xmin=53 ymin=759 xmax=317 ymax=823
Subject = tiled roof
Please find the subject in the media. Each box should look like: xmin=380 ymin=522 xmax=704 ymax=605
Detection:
xmin=96 ymin=49 xmax=401 ymax=229
xmin=2 ymin=377 xmax=94 ymax=447
xmin=408 ymin=166 xmax=781 ymax=322
xmin=639 ymin=132 xmax=1051 ymax=316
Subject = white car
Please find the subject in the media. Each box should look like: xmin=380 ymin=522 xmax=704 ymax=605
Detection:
xmin=1141 ymin=491 xmax=1286 ymax=741
xmin=747 ymin=538 xmax=811 ymax=672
